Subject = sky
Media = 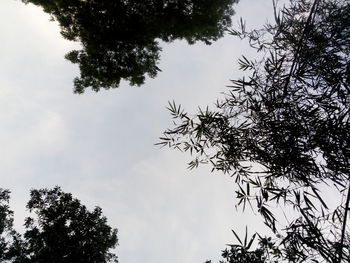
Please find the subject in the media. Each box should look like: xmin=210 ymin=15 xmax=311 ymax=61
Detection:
xmin=1 ymin=1 xmax=274 ymax=262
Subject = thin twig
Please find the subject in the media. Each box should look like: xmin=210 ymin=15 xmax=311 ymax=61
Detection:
xmin=283 ymin=0 xmax=321 ymax=96
xmin=338 ymin=179 xmax=350 ymax=263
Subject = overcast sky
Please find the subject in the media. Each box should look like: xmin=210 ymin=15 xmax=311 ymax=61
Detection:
xmin=1 ymin=1 xmax=274 ymax=262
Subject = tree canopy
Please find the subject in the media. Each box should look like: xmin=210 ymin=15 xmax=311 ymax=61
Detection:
xmin=21 ymin=0 xmax=238 ymax=93
xmin=160 ymin=0 xmax=350 ymax=261
xmin=0 ymin=187 xmax=118 ymax=263
xmin=0 ymin=189 xmax=19 ymax=262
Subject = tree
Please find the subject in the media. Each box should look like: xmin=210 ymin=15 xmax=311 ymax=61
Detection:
xmin=0 ymin=189 xmax=13 ymax=260
xmin=21 ymin=0 xmax=238 ymax=93
xmin=0 ymin=188 xmax=20 ymax=262
xmin=0 ymin=187 xmax=118 ymax=263
xmin=160 ymin=0 xmax=350 ymax=262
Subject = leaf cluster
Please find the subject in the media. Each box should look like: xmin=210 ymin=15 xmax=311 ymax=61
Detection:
xmin=0 ymin=187 xmax=118 ymax=263
xmin=205 ymin=229 xmax=281 ymax=263
xmin=22 ymin=0 xmax=238 ymax=92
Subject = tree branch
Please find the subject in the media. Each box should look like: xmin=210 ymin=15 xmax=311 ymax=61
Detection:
xmin=283 ymin=0 xmax=321 ymax=96
xmin=338 ymin=179 xmax=350 ymax=263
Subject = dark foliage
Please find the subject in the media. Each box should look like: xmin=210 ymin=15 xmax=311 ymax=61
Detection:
xmin=22 ymin=187 xmax=118 ymax=263
xmin=0 ymin=189 xmax=20 ymax=261
xmin=0 ymin=189 xmax=13 ymax=260
xmin=22 ymin=0 xmax=238 ymax=93
xmin=205 ymin=230 xmax=280 ymax=263
xmin=160 ymin=0 xmax=350 ymax=262
xmin=0 ymin=187 xmax=118 ymax=263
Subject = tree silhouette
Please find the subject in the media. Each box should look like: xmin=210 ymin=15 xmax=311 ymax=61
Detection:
xmin=0 ymin=189 xmax=21 ymax=262
xmin=160 ymin=0 xmax=350 ymax=261
xmin=22 ymin=0 xmax=238 ymax=93
xmin=0 ymin=187 xmax=118 ymax=263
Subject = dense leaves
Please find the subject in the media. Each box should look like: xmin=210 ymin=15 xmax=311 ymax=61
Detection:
xmin=22 ymin=187 xmax=118 ymax=263
xmin=22 ymin=0 xmax=238 ymax=93
xmin=161 ymin=0 xmax=350 ymax=262
xmin=0 ymin=187 xmax=118 ymax=263
xmin=0 ymin=189 xmax=20 ymax=262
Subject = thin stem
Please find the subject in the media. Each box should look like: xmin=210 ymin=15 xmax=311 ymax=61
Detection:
xmin=338 ymin=180 xmax=350 ymax=263
xmin=283 ymin=0 xmax=321 ymax=97
xmin=299 ymin=208 xmax=333 ymax=261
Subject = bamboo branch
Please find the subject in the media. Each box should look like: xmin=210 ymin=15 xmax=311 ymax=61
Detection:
xmin=338 ymin=180 xmax=350 ymax=263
